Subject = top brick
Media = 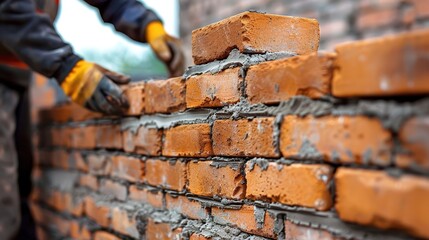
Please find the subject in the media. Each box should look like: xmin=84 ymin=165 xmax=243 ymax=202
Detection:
xmin=192 ymin=11 xmax=320 ymax=65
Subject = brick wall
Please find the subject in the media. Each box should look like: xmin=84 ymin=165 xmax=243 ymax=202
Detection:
xmin=180 ymin=0 xmax=429 ymax=65
xmin=33 ymin=11 xmax=429 ymax=240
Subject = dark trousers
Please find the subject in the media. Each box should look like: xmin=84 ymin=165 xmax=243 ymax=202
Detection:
xmin=0 ymin=65 xmax=37 ymax=240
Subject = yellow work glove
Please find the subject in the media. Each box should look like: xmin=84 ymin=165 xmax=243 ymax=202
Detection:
xmin=147 ymin=21 xmax=185 ymax=77
xmin=61 ymin=60 xmax=130 ymax=115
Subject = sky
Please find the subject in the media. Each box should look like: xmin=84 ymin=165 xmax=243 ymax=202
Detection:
xmin=54 ymin=0 xmax=179 ymax=76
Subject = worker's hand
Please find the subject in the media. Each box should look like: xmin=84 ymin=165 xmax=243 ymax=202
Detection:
xmin=60 ymin=60 xmax=130 ymax=115
xmin=147 ymin=21 xmax=185 ymax=77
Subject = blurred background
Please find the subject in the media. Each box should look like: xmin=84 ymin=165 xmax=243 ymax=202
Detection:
xmin=32 ymin=0 xmax=429 ymax=121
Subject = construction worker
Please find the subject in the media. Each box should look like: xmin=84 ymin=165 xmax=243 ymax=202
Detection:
xmin=0 ymin=0 xmax=184 ymax=239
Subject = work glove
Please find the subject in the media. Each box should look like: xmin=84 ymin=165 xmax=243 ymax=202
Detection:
xmin=146 ymin=21 xmax=185 ymax=77
xmin=60 ymin=60 xmax=130 ymax=115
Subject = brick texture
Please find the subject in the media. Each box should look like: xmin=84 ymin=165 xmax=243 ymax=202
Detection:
xmin=280 ymin=115 xmax=392 ymax=165
xmin=100 ymin=180 xmax=127 ymax=201
xmin=285 ymin=220 xmax=340 ymax=240
xmin=187 ymin=161 xmax=245 ymax=199
xmin=192 ymin=11 xmax=320 ymax=64
xmin=122 ymin=126 xmax=162 ymax=156
xmin=335 ymin=168 xmax=429 ymax=239
xmin=111 ymin=155 xmax=144 ymax=182
xmin=246 ymin=162 xmax=333 ymax=210
xmin=399 ymin=117 xmax=429 ymax=170
xmin=165 ymin=194 xmax=208 ymax=220
xmin=213 ymin=118 xmax=279 ymax=157
xmin=246 ymin=53 xmax=335 ymax=104
xmin=186 ymin=68 xmax=242 ymax=108
xmin=212 ymin=205 xmax=277 ymax=238
xmin=145 ymin=77 xmax=186 ymax=113
xmin=129 ymin=185 xmax=163 ymax=208
xmin=333 ymin=29 xmax=429 ymax=97
xmin=145 ymin=159 xmax=187 ymax=191
xmin=163 ymin=124 xmax=213 ymax=157
xmin=123 ymin=82 xmax=145 ymax=116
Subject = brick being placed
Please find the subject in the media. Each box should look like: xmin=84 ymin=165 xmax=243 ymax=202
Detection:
xmin=192 ymin=11 xmax=320 ymax=64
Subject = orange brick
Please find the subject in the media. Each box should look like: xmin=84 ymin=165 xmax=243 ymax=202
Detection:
xmin=93 ymin=232 xmax=120 ymax=240
xmin=49 ymin=214 xmax=71 ymax=237
xmin=165 ymin=194 xmax=208 ymax=219
xmin=190 ymin=234 xmax=211 ymax=240
xmin=212 ymin=205 xmax=276 ymax=238
xmin=145 ymin=159 xmax=186 ymax=191
xmin=333 ymin=29 xmax=429 ymax=97
xmin=399 ymin=117 xmax=429 ymax=170
xmin=70 ymin=221 xmax=91 ymax=240
xmin=111 ymin=206 xmax=139 ymax=238
xmin=70 ymin=151 xmax=88 ymax=172
xmin=49 ymin=127 xmax=69 ymax=148
xmin=356 ymin=8 xmax=397 ymax=31
xmin=246 ymin=53 xmax=335 ymax=104
xmin=145 ymin=77 xmax=186 ymax=113
xmin=122 ymin=126 xmax=162 ymax=156
xmin=53 ymin=149 xmax=69 ymax=169
xmin=335 ymin=168 xmax=429 ymax=239
xmin=36 ymin=226 xmax=49 ymax=240
xmin=123 ymin=82 xmax=145 ymax=116
xmin=100 ymin=179 xmax=127 ymax=201
xmin=39 ymin=102 xmax=102 ymax=123
xmin=213 ymin=118 xmax=279 ymax=157
xmin=87 ymin=154 xmax=112 ymax=176
xmin=42 ymin=149 xmax=68 ymax=169
xmin=129 ymin=185 xmax=163 ymax=208
xmin=280 ymin=116 xmax=392 ymax=165
xmin=69 ymin=126 xmax=97 ymax=149
xmin=163 ymin=124 xmax=213 ymax=157
xmin=145 ymin=220 xmax=181 ymax=240
xmin=49 ymin=191 xmax=84 ymax=216
xmin=192 ymin=11 xmax=320 ymax=64
xmin=407 ymin=0 xmax=429 ymax=18
xmin=95 ymin=124 xmax=122 ymax=149
xmin=246 ymin=162 xmax=332 ymax=210
xmin=79 ymin=174 xmax=99 ymax=190
xmin=187 ymin=161 xmax=245 ymax=199
xmin=186 ymin=68 xmax=242 ymax=108
xmin=84 ymin=197 xmax=111 ymax=228
xmin=285 ymin=220 xmax=340 ymax=240
xmin=111 ymin=155 xmax=144 ymax=182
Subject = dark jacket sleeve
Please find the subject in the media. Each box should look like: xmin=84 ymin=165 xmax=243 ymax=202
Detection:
xmin=0 ymin=0 xmax=81 ymax=83
xmin=83 ymin=0 xmax=161 ymax=43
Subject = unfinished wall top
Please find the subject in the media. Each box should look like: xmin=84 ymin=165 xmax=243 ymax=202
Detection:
xmin=191 ymin=11 xmax=320 ymax=64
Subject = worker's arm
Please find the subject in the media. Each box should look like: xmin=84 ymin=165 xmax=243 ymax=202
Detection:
xmin=0 ymin=0 xmax=80 ymax=81
xmin=0 ymin=0 xmax=130 ymax=115
xmin=84 ymin=0 xmax=185 ymax=77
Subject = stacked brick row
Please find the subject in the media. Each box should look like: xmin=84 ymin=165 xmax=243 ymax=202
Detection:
xmin=180 ymin=0 xmax=429 ymax=65
xmin=33 ymin=12 xmax=429 ymax=240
